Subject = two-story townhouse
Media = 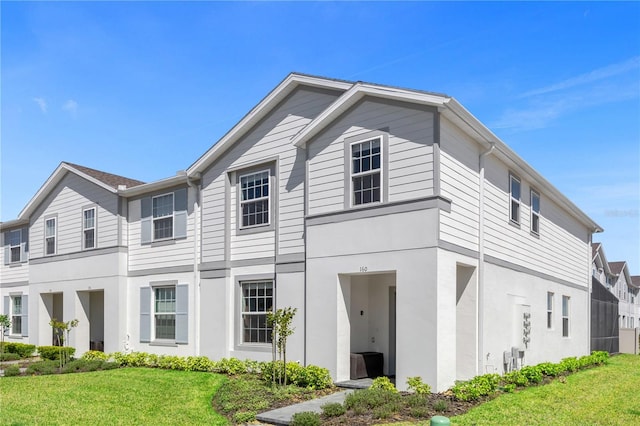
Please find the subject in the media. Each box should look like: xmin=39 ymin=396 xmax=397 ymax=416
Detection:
xmin=609 ymin=261 xmax=638 ymax=328
xmin=1 ymin=73 xmax=603 ymax=392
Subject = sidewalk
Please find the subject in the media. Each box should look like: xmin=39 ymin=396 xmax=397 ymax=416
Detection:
xmin=256 ymin=389 xmax=354 ymax=425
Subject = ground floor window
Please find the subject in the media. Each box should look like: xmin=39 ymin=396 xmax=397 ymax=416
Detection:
xmin=154 ymin=286 xmax=176 ymax=340
xmin=562 ymin=295 xmax=570 ymax=337
xmin=241 ymin=281 xmax=273 ymax=344
xmin=11 ymin=296 xmax=22 ymax=335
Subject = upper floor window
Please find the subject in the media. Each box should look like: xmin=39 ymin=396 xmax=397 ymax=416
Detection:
xmin=83 ymin=207 xmax=96 ymax=249
xmin=509 ymin=174 xmax=521 ymax=225
xmin=351 ymin=138 xmax=382 ymax=206
xmin=153 ymin=193 xmax=174 ymax=240
xmin=531 ymin=190 xmax=540 ymax=235
xmin=45 ymin=218 xmax=56 ymax=255
xmin=8 ymin=230 xmax=21 ymax=263
xmin=239 ymin=171 xmax=270 ymax=228
xmin=140 ymin=188 xmax=188 ymax=244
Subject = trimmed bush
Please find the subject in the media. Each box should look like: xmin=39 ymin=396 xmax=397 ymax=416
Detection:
xmin=407 ymin=376 xmax=431 ymax=395
xmin=4 ymin=342 xmax=36 ymax=358
xmin=321 ymin=402 xmax=346 ymax=417
xmin=81 ymin=350 xmax=109 ymax=361
xmin=291 ymin=411 xmax=321 ymax=426
xmin=371 ymin=376 xmax=397 ymax=393
xmin=37 ymin=346 xmax=76 ymax=361
xmin=503 ymin=370 xmax=529 ymax=387
xmin=233 ymin=411 xmax=257 ymax=423
xmin=451 ymin=373 xmax=500 ymax=401
xmin=3 ymin=364 xmax=21 ymax=377
xmin=184 ymin=356 xmax=216 ymax=372
xmin=25 ymin=360 xmax=59 ymax=375
xmin=0 ymin=352 xmax=21 ymax=361
xmin=214 ymin=357 xmax=248 ymax=375
xmin=345 ymin=387 xmax=402 ymax=412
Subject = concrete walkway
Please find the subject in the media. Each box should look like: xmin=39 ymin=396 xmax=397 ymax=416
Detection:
xmin=256 ymin=389 xmax=354 ymax=425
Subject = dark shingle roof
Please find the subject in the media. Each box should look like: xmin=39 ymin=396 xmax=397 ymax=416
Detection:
xmin=592 ymin=242 xmax=601 ymax=259
xmin=64 ymin=162 xmax=145 ymax=189
xmin=609 ymin=261 xmax=626 ymax=276
xmin=631 ymin=276 xmax=640 ymax=288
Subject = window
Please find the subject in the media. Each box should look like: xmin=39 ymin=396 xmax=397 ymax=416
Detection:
xmin=241 ymin=281 xmax=273 ymax=344
xmin=83 ymin=207 xmax=96 ymax=249
xmin=11 ymin=296 xmax=22 ymax=335
xmin=562 ymin=295 xmax=570 ymax=337
xmin=547 ymin=292 xmax=554 ymax=329
xmin=531 ymin=190 xmax=540 ymax=235
xmin=154 ymin=287 xmax=176 ymax=340
xmin=45 ymin=218 xmax=56 ymax=255
xmin=8 ymin=230 xmax=21 ymax=263
xmin=351 ymin=138 xmax=382 ymax=206
xmin=509 ymin=174 xmax=521 ymax=224
xmin=152 ymin=193 xmax=174 ymax=240
xmin=239 ymin=171 xmax=270 ymax=228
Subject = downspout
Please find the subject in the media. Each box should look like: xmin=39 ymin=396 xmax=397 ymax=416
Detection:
xmin=587 ymin=232 xmax=593 ymax=353
xmin=478 ymin=141 xmax=495 ymax=375
xmin=187 ymin=174 xmax=201 ymax=356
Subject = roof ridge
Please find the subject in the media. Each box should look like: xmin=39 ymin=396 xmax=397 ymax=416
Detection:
xmin=63 ymin=161 xmax=146 ymax=189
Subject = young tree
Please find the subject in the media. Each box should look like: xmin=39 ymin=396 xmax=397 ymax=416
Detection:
xmin=267 ymin=307 xmax=297 ymax=385
xmin=49 ymin=318 xmax=79 ymax=368
xmin=0 ymin=314 xmax=11 ymax=355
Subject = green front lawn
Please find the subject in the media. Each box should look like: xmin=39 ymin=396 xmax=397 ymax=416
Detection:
xmin=451 ymin=354 xmax=640 ymax=425
xmin=0 ymin=367 xmax=228 ymax=425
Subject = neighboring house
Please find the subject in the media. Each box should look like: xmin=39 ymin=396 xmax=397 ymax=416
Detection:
xmin=1 ymin=73 xmax=604 ymax=391
xmin=609 ymin=261 xmax=639 ymax=329
xmin=590 ymin=243 xmax=619 ymax=353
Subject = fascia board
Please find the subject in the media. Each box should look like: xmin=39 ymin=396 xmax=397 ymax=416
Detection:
xmin=292 ymin=83 xmax=448 ymax=148
xmin=187 ymin=73 xmax=351 ymax=176
xmin=443 ymin=99 xmax=603 ymax=233
xmin=119 ymin=175 xmax=186 ymax=198
xmin=0 ymin=219 xmax=29 ymax=230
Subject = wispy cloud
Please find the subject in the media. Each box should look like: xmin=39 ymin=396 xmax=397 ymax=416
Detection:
xmin=519 ymin=56 xmax=640 ymax=98
xmin=492 ymin=57 xmax=640 ymax=131
xmin=33 ymin=97 xmax=47 ymax=113
xmin=62 ymin=99 xmax=78 ymax=118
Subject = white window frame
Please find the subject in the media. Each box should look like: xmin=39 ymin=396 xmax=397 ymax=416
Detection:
xmin=239 ymin=170 xmax=271 ymax=229
xmin=152 ymin=193 xmax=174 ymax=241
xmin=350 ymin=137 xmax=383 ymax=207
xmin=530 ymin=189 xmax=540 ymax=235
xmin=547 ymin=292 xmax=554 ymax=329
xmin=11 ymin=295 xmax=22 ymax=335
xmin=153 ymin=286 xmax=176 ymax=341
xmin=83 ymin=207 xmax=96 ymax=250
xmin=45 ymin=217 xmax=56 ymax=255
xmin=240 ymin=280 xmax=273 ymax=345
xmin=509 ymin=174 xmax=521 ymax=225
xmin=8 ymin=229 xmax=21 ymax=263
xmin=562 ymin=295 xmax=570 ymax=337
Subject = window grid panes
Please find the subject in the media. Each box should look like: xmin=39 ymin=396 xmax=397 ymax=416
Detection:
xmin=9 ymin=230 xmax=21 ymax=263
xmin=510 ymin=175 xmax=521 ymax=224
xmin=562 ymin=295 xmax=570 ymax=337
xmin=240 ymin=171 xmax=270 ymax=228
xmin=352 ymin=138 xmax=381 ymax=206
xmin=241 ymin=281 xmax=273 ymax=344
xmin=12 ymin=296 xmax=22 ymax=335
xmin=531 ymin=190 xmax=540 ymax=235
xmin=155 ymin=287 xmax=176 ymax=340
xmin=45 ymin=218 xmax=56 ymax=255
xmin=153 ymin=194 xmax=174 ymax=240
xmin=83 ymin=208 xmax=95 ymax=249
xmin=547 ymin=292 xmax=553 ymax=329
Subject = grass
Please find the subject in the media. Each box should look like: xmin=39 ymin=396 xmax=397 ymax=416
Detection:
xmin=0 ymin=367 xmax=228 ymax=425
xmin=387 ymin=354 xmax=640 ymax=426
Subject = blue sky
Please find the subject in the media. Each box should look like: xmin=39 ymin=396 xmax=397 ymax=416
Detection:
xmin=2 ymin=2 xmax=639 ymax=274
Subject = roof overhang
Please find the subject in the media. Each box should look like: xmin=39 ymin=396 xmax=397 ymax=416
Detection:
xmin=119 ymin=174 xmax=192 ymax=198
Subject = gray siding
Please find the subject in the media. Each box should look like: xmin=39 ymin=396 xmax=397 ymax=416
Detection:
xmin=29 ymin=173 xmax=119 ymax=259
xmin=307 ymin=99 xmax=435 ymax=216
xmin=200 ymin=87 xmax=341 ymax=263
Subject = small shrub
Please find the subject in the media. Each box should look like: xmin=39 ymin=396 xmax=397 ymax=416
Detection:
xmin=451 ymin=373 xmax=500 ymax=401
xmin=37 ymin=346 xmax=76 ymax=361
xmin=4 ymin=342 xmax=36 ymax=358
xmin=503 ymin=370 xmax=529 ymax=387
xmin=3 ymin=364 xmax=21 ymax=377
xmin=502 ymin=383 xmax=516 ymax=393
xmin=345 ymin=387 xmax=401 ymax=411
xmin=184 ymin=356 xmax=216 ymax=372
xmin=62 ymin=359 xmax=103 ymax=373
xmin=433 ymin=399 xmax=448 ymax=412
xmin=373 ymin=401 xmax=401 ymax=419
xmin=537 ymin=362 xmax=562 ymax=377
xmin=297 ymin=365 xmax=332 ymax=390
xmin=520 ymin=365 xmax=543 ymax=384
xmin=410 ymin=406 xmax=430 ymax=418
xmin=232 ymin=411 xmax=256 ymax=423
xmin=215 ymin=358 xmax=248 ymax=375
xmin=590 ymin=350 xmax=609 ymax=365
xmin=0 ymin=352 xmax=20 ymax=361
xmin=25 ymin=360 xmax=59 ymax=375
xmin=371 ymin=376 xmax=397 ymax=393
xmin=158 ymin=355 xmax=187 ymax=370
xmin=321 ymin=402 xmax=346 ymax=417
xmin=407 ymin=376 xmax=431 ymax=394
xmin=406 ymin=393 xmax=428 ymax=408
xmin=291 ymin=411 xmax=321 ymax=426
xmin=559 ymin=357 xmax=580 ymax=373
xmin=81 ymin=350 xmax=109 ymax=361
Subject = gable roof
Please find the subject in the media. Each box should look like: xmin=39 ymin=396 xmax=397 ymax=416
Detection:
xmin=1 ymin=162 xmax=145 ymax=229
xmin=609 ymin=261 xmax=626 ymax=276
xmin=592 ymin=242 xmax=601 ymax=259
xmin=631 ymin=276 xmax=640 ymax=289
xmin=187 ymin=73 xmax=352 ymax=175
